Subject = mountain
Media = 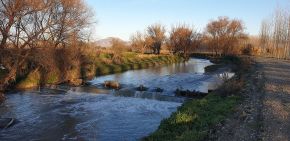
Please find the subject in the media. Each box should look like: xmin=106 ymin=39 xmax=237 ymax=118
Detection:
xmin=95 ymin=37 xmax=130 ymax=48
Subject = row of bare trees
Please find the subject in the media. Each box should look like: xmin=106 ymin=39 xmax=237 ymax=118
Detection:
xmin=259 ymin=8 xmax=290 ymax=59
xmin=0 ymin=0 xmax=93 ymax=89
xmin=130 ymin=17 xmax=247 ymax=57
xmin=130 ymin=24 xmax=201 ymax=57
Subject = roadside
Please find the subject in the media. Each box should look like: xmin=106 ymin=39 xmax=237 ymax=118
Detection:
xmin=209 ymin=57 xmax=290 ymax=141
xmin=257 ymin=57 xmax=290 ymax=141
xmin=208 ymin=57 xmax=264 ymax=141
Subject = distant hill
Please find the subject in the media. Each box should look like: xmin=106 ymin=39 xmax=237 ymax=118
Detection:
xmin=95 ymin=37 xmax=130 ymax=48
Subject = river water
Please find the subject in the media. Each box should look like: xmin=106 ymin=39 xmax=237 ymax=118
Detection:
xmin=0 ymin=58 xmax=232 ymax=141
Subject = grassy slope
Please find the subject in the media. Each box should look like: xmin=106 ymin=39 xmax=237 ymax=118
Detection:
xmin=144 ymin=55 xmax=249 ymax=141
xmin=94 ymin=52 xmax=183 ymax=76
xmin=16 ymin=52 xmax=183 ymax=89
xmin=144 ymin=94 xmax=240 ymax=141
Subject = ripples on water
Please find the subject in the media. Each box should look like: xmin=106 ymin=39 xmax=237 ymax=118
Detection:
xmin=0 ymin=91 xmax=181 ymax=141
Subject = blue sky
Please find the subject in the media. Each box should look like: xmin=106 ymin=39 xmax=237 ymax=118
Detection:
xmin=86 ymin=0 xmax=289 ymax=41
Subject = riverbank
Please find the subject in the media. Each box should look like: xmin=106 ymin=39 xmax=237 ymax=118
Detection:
xmin=14 ymin=53 xmax=184 ymax=90
xmin=143 ymin=55 xmax=253 ymax=141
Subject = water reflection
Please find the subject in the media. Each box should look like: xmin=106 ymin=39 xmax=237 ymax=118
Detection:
xmin=90 ymin=58 xmax=215 ymax=93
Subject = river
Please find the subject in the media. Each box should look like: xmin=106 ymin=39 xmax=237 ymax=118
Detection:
xmin=0 ymin=58 xmax=232 ymax=141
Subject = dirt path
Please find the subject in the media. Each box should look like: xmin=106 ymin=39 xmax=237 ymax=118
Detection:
xmin=209 ymin=57 xmax=290 ymax=141
xmin=258 ymin=58 xmax=290 ymax=141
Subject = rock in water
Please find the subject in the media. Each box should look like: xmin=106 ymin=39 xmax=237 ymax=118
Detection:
xmin=155 ymin=87 xmax=164 ymax=92
xmin=136 ymin=85 xmax=148 ymax=91
xmin=104 ymin=81 xmax=120 ymax=89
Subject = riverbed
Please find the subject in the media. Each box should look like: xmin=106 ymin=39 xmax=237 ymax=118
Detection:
xmin=0 ymin=58 xmax=232 ymax=141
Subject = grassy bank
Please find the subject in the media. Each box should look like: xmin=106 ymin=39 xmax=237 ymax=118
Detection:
xmin=94 ymin=52 xmax=184 ymax=76
xmin=144 ymin=94 xmax=240 ymax=141
xmin=15 ymin=52 xmax=184 ymax=89
xmin=144 ymin=55 xmax=251 ymax=141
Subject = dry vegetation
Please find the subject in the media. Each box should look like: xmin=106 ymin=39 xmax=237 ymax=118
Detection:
xmin=0 ymin=0 xmax=93 ymax=90
xmin=205 ymin=17 xmax=248 ymax=55
xmin=259 ymin=8 xmax=290 ymax=59
xmin=168 ymin=24 xmax=201 ymax=58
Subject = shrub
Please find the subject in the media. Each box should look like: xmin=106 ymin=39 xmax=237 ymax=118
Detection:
xmin=216 ymin=79 xmax=244 ymax=97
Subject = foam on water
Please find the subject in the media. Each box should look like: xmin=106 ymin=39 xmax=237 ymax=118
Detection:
xmin=67 ymin=92 xmax=181 ymax=141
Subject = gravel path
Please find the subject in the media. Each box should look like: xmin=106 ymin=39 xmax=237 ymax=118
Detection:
xmin=258 ymin=58 xmax=290 ymax=141
xmin=209 ymin=57 xmax=290 ymax=141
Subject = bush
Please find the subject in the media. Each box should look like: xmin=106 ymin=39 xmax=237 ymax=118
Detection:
xmin=216 ymin=79 xmax=244 ymax=97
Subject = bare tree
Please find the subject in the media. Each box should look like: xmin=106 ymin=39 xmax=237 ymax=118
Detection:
xmin=206 ymin=17 xmax=247 ymax=55
xmin=47 ymin=0 xmax=93 ymax=48
xmin=146 ymin=23 xmax=166 ymax=54
xmin=130 ymin=31 xmax=147 ymax=53
xmin=260 ymin=19 xmax=271 ymax=54
xmin=259 ymin=8 xmax=290 ymax=59
xmin=0 ymin=0 xmax=93 ymax=89
xmin=168 ymin=24 xmax=200 ymax=57
xmin=0 ymin=0 xmax=53 ymax=87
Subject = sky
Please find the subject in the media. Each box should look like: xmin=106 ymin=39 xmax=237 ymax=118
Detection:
xmin=86 ymin=0 xmax=290 ymax=41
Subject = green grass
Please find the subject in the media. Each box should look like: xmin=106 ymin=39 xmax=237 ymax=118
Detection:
xmin=46 ymin=71 xmax=60 ymax=84
xmin=99 ymin=53 xmax=113 ymax=59
xmin=143 ymin=94 xmax=240 ymax=141
xmin=16 ymin=70 xmax=41 ymax=89
xmin=94 ymin=54 xmax=183 ymax=76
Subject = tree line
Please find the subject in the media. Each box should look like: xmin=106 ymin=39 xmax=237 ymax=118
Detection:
xmin=130 ymin=17 xmax=248 ymax=57
xmin=259 ymin=8 xmax=290 ymax=59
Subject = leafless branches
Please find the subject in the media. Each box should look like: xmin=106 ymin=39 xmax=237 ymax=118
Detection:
xmin=146 ymin=24 xmax=166 ymax=54
xmin=259 ymin=8 xmax=290 ymax=59
xmin=0 ymin=0 xmax=93 ymax=87
xmin=206 ymin=17 xmax=247 ymax=55
xmin=168 ymin=24 xmax=201 ymax=57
